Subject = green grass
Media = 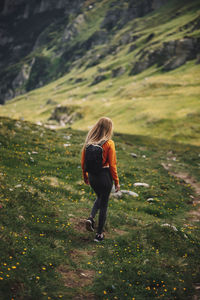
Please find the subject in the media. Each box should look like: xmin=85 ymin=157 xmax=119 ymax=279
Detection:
xmin=0 ymin=116 xmax=200 ymax=299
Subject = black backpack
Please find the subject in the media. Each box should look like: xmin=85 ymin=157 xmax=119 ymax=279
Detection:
xmin=84 ymin=140 xmax=107 ymax=175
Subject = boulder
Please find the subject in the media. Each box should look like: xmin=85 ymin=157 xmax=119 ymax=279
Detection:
xmin=118 ymin=33 xmax=132 ymax=45
xmin=112 ymin=67 xmax=125 ymax=78
xmin=90 ymin=75 xmax=107 ymax=86
xmin=196 ymin=54 xmax=200 ymax=64
xmin=130 ymin=37 xmax=200 ymax=75
xmin=130 ymin=153 xmax=138 ymax=158
xmin=130 ymin=59 xmax=150 ymax=75
xmin=49 ymin=105 xmax=82 ymax=125
xmin=74 ymin=78 xmax=85 ymax=83
xmin=12 ymin=60 xmax=35 ymax=90
xmin=163 ymin=55 xmax=187 ymax=71
xmin=100 ymin=8 xmax=123 ymax=31
xmin=146 ymin=33 xmax=155 ymax=42
xmin=128 ymin=44 xmax=137 ymax=53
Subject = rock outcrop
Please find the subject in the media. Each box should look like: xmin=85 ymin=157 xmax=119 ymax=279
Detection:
xmin=49 ymin=105 xmax=82 ymax=125
xmin=130 ymin=37 xmax=200 ymax=75
xmin=0 ymin=0 xmax=199 ymax=104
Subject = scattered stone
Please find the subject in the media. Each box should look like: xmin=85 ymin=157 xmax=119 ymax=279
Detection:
xmin=143 ymin=259 xmax=150 ymax=265
xmin=98 ymin=67 xmax=107 ymax=73
xmin=128 ymin=44 xmax=137 ymax=53
xmin=74 ymin=78 xmax=85 ymax=83
xmin=112 ymin=66 xmax=125 ymax=78
xmin=36 ymin=121 xmax=42 ymax=126
xmin=142 ymin=155 xmax=146 ymax=158
xmin=111 ymin=187 xmax=139 ymax=198
xmin=134 ymin=182 xmax=149 ymax=188
xmin=15 ymin=122 xmax=21 ymax=128
xmin=63 ymin=143 xmax=71 ymax=147
xmin=133 ymin=218 xmax=139 ymax=222
xmin=161 ymin=223 xmax=178 ymax=232
xmin=63 ymin=135 xmax=71 ymax=140
xmin=15 ymin=184 xmax=22 ymax=188
xmin=130 ymin=153 xmax=137 ymax=158
xmin=121 ymin=190 xmax=139 ymax=197
xmin=147 ymin=198 xmax=154 ymax=203
xmin=146 ymin=33 xmax=155 ymax=42
xmin=90 ymin=74 xmax=107 ymax=86
xmin=46 ymin=99 xmax=57 ymax=105
xmin=112 ymin=191 xmax=123 ymax=198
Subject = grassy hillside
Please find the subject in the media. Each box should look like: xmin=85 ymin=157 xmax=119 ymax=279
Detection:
xmin=0 ymin=0 xmax=200 ymax=145
xmin=0 ymin=116 xmax=200 ymax=299
xmin=1 ymin=61 xmax=199 ymax=145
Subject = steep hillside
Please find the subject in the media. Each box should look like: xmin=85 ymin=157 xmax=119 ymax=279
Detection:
xmin=0 ymin=116 xmax=200 ymax=299
xmin=0 ymin=0 xmax=200 ymax=144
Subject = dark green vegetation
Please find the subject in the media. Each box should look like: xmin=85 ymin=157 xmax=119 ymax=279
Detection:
xmin=1 ymin=0 xmax=200 ymax=98
xmin=0 ymin=117 xmax=200 ymax=299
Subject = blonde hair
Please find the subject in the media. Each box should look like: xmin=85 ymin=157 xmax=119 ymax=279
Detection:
xmin=84 ymin=117 xmax=113 ymax=146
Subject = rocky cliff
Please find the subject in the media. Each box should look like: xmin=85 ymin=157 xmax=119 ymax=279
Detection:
xmin=0 ymin=0 xmax=199 ymax=104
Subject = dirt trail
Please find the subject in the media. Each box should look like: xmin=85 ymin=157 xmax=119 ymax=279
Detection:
xmin=162 ymin=162 xmax=200 ymax=299
xmin=161 ymin=163 xmax=200 ymax=222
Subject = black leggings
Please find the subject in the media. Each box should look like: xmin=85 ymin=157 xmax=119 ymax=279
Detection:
xmin=88 ymin=168 xmax=113 ymax=234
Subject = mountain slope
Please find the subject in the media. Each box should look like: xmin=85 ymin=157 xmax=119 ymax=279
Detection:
xmin=0 ymin=0 xmax=200 ymax=145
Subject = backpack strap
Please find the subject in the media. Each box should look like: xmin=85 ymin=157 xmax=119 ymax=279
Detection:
xmin=99 ymin=139 xmax=108 ymax=147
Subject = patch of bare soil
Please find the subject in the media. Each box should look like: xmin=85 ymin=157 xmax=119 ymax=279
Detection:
xmin=58 ymin=265 xmax=95 ymax=289
xmin=106 ymin=228 xmax=129 ymax=238
xmin=41 ymin=176 xmax=60 ymax=187
xmin=70 ymin=249 xmax=96 ymax=264
xmin=69 ymin=217 xmax=87 ymax=232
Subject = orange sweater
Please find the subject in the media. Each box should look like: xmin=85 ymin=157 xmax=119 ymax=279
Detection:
xmin=81 ymin=139 xmax=119 ymax=186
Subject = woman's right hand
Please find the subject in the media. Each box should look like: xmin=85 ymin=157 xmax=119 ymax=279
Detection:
xmin=84 ymin=177 xmax=89 ymax=185
xmin=115 ymin=184 xmax=120 ymax=192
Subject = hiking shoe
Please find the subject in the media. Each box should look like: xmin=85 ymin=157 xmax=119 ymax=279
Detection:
xmin=85 ymin=217 xmax=95 ymax=232
xmin=94 ymin=233 xmax=104 ymax=242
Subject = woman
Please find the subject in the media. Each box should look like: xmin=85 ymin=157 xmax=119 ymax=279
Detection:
xmin=81 ymin=117 xmax=120 ymax=242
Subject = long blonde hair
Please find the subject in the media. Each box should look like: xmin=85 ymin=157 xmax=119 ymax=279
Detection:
xmin=84 ymin=117 xmax=113 ymax=146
